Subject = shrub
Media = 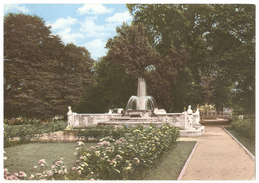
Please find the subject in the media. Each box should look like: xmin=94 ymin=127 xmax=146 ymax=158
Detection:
xmin=4 ymin=123 xmax=180 ymax=180
xmin=4 ymin=121 xmax=67 ymax=147
xmin=231 ymin=118 xmax=255 ymax=140
xmin=73 ymin=123 xmax=180 ymax=180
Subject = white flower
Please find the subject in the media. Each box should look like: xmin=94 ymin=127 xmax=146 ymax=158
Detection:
xmin=77 ymin=141 xmax=84 ymax=146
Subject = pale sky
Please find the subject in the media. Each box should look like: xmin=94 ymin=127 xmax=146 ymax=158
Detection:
xmin=4 ymin=3 xmax=133 ymax=60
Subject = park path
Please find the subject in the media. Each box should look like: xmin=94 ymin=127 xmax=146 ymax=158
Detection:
xmin=178 ymin=125 xmax=255 ymax=180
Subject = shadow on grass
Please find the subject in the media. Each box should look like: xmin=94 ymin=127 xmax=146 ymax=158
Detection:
xmin=224 ymin=127 xmax=255 ymax=156
xmin=143 ymin=141 xmax=197 ymax=180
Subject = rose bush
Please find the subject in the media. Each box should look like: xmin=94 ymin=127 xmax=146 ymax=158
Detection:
xmin=73 ymin=123 xmax=179 ymax=180
xmin=4 ymin=123 xmax=180 ymax=180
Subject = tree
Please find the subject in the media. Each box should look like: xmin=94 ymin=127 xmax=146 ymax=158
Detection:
xmin=105 ymin=22 xmax=188 ymax=111
xmin=4 ymin=13 xmax=94 ymax=118
xmin=127 ymin=4 xmax=255 ymax=112
xmin=74 ymin=57 xmax=136 ymax=113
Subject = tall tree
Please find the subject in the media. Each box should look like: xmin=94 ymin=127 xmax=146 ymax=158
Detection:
xmin=105 ymin=22 xmax=188 ymax=111
xmin=127 ymin=4 xmax=255 ymax=112
xmin=4 ymin=13 xmax=94 ymax=118
xmin=74 ymin=57 xmax=136 ymax=113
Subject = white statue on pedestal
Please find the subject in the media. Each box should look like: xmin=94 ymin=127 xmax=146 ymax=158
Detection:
xmin=187 ymin=105 xmax=193 ymax=127
xmin=194 ymin=108 xmax=200 ymax=125
xmin=67 ymin=106 xmax=73 ymax=126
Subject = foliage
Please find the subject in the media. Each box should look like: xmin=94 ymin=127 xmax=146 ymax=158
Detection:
xmin=4 ymin=121 xmax=67 ymax=147
xmin=231 ymin=118 xmax=255 ymax=140
xmin=74 ymin=58 xmax=136 ymax=113
xmin=4 ymin=123 xmax=180 ymax=180
xmin=73 ymin=123 xmax=179 ymax=180
xmin=105 ymin=22 xmax=188 ymax=111
xmin=126 ymin=4 xmax=255 ymax=112
xmin=4 ymin=13 xmax=94 ymax=118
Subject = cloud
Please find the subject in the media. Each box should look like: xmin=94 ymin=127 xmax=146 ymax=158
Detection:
xmin=79 ymin=16 xmax=112 ymax=38
xmin=4 ymin=4 xmax=30 ymax=14
xmin=77 ymin=4 xmax=113 ymax=15
xmin=56 ymin=28 xmax=84 ymax=44
xmin=50 ymin=17 xmax=78 ymax=30
xmin=105 ymin=11 xmax=133 ymax=23
xmin=83 ymin=39 xmax=108 ymax=60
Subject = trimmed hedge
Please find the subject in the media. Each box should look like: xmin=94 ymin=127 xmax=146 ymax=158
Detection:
xmin=4 ymin=121 xmax=67 ymax=147
xmin=231 ymin=118 xmax=255 ymax=140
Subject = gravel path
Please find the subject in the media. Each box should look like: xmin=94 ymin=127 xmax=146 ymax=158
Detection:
xmin=178 ymin=125 xmax=255 ymax=180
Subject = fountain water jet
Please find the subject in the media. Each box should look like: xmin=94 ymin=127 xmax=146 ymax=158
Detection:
xmin=125 ymin=78 xmax=157 ymax=111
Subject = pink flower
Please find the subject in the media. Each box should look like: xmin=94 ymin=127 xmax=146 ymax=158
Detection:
xmin=72 ymin=167 xmax=78 ymax=171
xmin=55 ymin=160 xmax=63 ymax=165
xmin=38 ymin=159 xmax=47 ymax=166
xmin=13 ymin=173 xmax=19 ymax=177
xmin=35 ymin=173 xmax=42 ymax=177
xmin=18 ymin=171 xmax=27 ymax=178
xmin=29 ymin=174 xmax=35 ymax=179
xmin=47 ymin=170 xmax=53 ymax=176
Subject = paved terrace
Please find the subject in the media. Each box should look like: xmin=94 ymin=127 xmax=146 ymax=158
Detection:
xmin=177 ymin=125 xmax=255 ymax=180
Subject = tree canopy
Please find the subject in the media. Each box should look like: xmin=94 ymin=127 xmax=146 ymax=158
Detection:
xmin=127 ymin=4 xmax=255 ymax=113
xmin=4 ymin=4 xmax=255 ymax=117
xmin=105 ymin=22 xmax=188 ymax=111
xmin=4 ymin=13 xmax=94 ymax=118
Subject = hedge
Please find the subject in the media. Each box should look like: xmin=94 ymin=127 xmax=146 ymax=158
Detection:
xmin=4 ymin=121 xmax=67 ymax=147
xmin=231 ymin=118 xmax=255 ymax=140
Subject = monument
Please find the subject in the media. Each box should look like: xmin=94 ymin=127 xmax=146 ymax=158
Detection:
xmin=66 ymin=78 xmax=205 ymax=136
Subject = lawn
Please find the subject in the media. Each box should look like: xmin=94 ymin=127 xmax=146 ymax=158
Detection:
xmin=4 ymin=140 xmax=197 ymax=180
xmin=144 ymin=141 xmax=197 ymax=180
xmin=224 ymin=127 xmax=255 ymax=156
xmin=4 ymin=142 xmax=97 ymax=177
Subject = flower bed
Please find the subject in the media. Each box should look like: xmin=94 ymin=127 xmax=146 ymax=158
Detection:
xmin=4 ymin=123 xmax=180 ymax=180
xmin=4 ymin=121 xmax=67 ymax=147
xmin=71 ymin=123 xmax=179 ymax=180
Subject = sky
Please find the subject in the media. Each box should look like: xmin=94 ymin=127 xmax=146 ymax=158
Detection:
xmin=3 ymin=3 xmax=133 ymax=60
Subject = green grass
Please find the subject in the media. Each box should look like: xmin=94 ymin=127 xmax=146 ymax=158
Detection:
xmin=4 ymin=142 xmax=96 ymax=178
xmin=143 ymin=141 xmax=197 ymax=180
xmin=224 ymin=127 xmax=255 ymax=156
xmin=4 ymin=141 xmax=197 ymax=180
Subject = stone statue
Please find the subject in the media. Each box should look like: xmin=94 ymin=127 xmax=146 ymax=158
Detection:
xmin=187 ymin=105 xmax=193 ymax=115
xmin=67 ymin=106 xmax=73 ymax=126
xmin=187 ymin=105 xmax=193 ymax=127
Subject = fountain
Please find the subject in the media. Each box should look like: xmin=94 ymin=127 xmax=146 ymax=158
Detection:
xmin=125 ymin=78 xmax=157 ymax=110
xmin=66 ymin=78 xmax=205 ymax=136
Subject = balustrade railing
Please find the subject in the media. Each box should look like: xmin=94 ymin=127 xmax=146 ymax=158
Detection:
xmin=199 ymin=110 xmax=232 ymax=118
